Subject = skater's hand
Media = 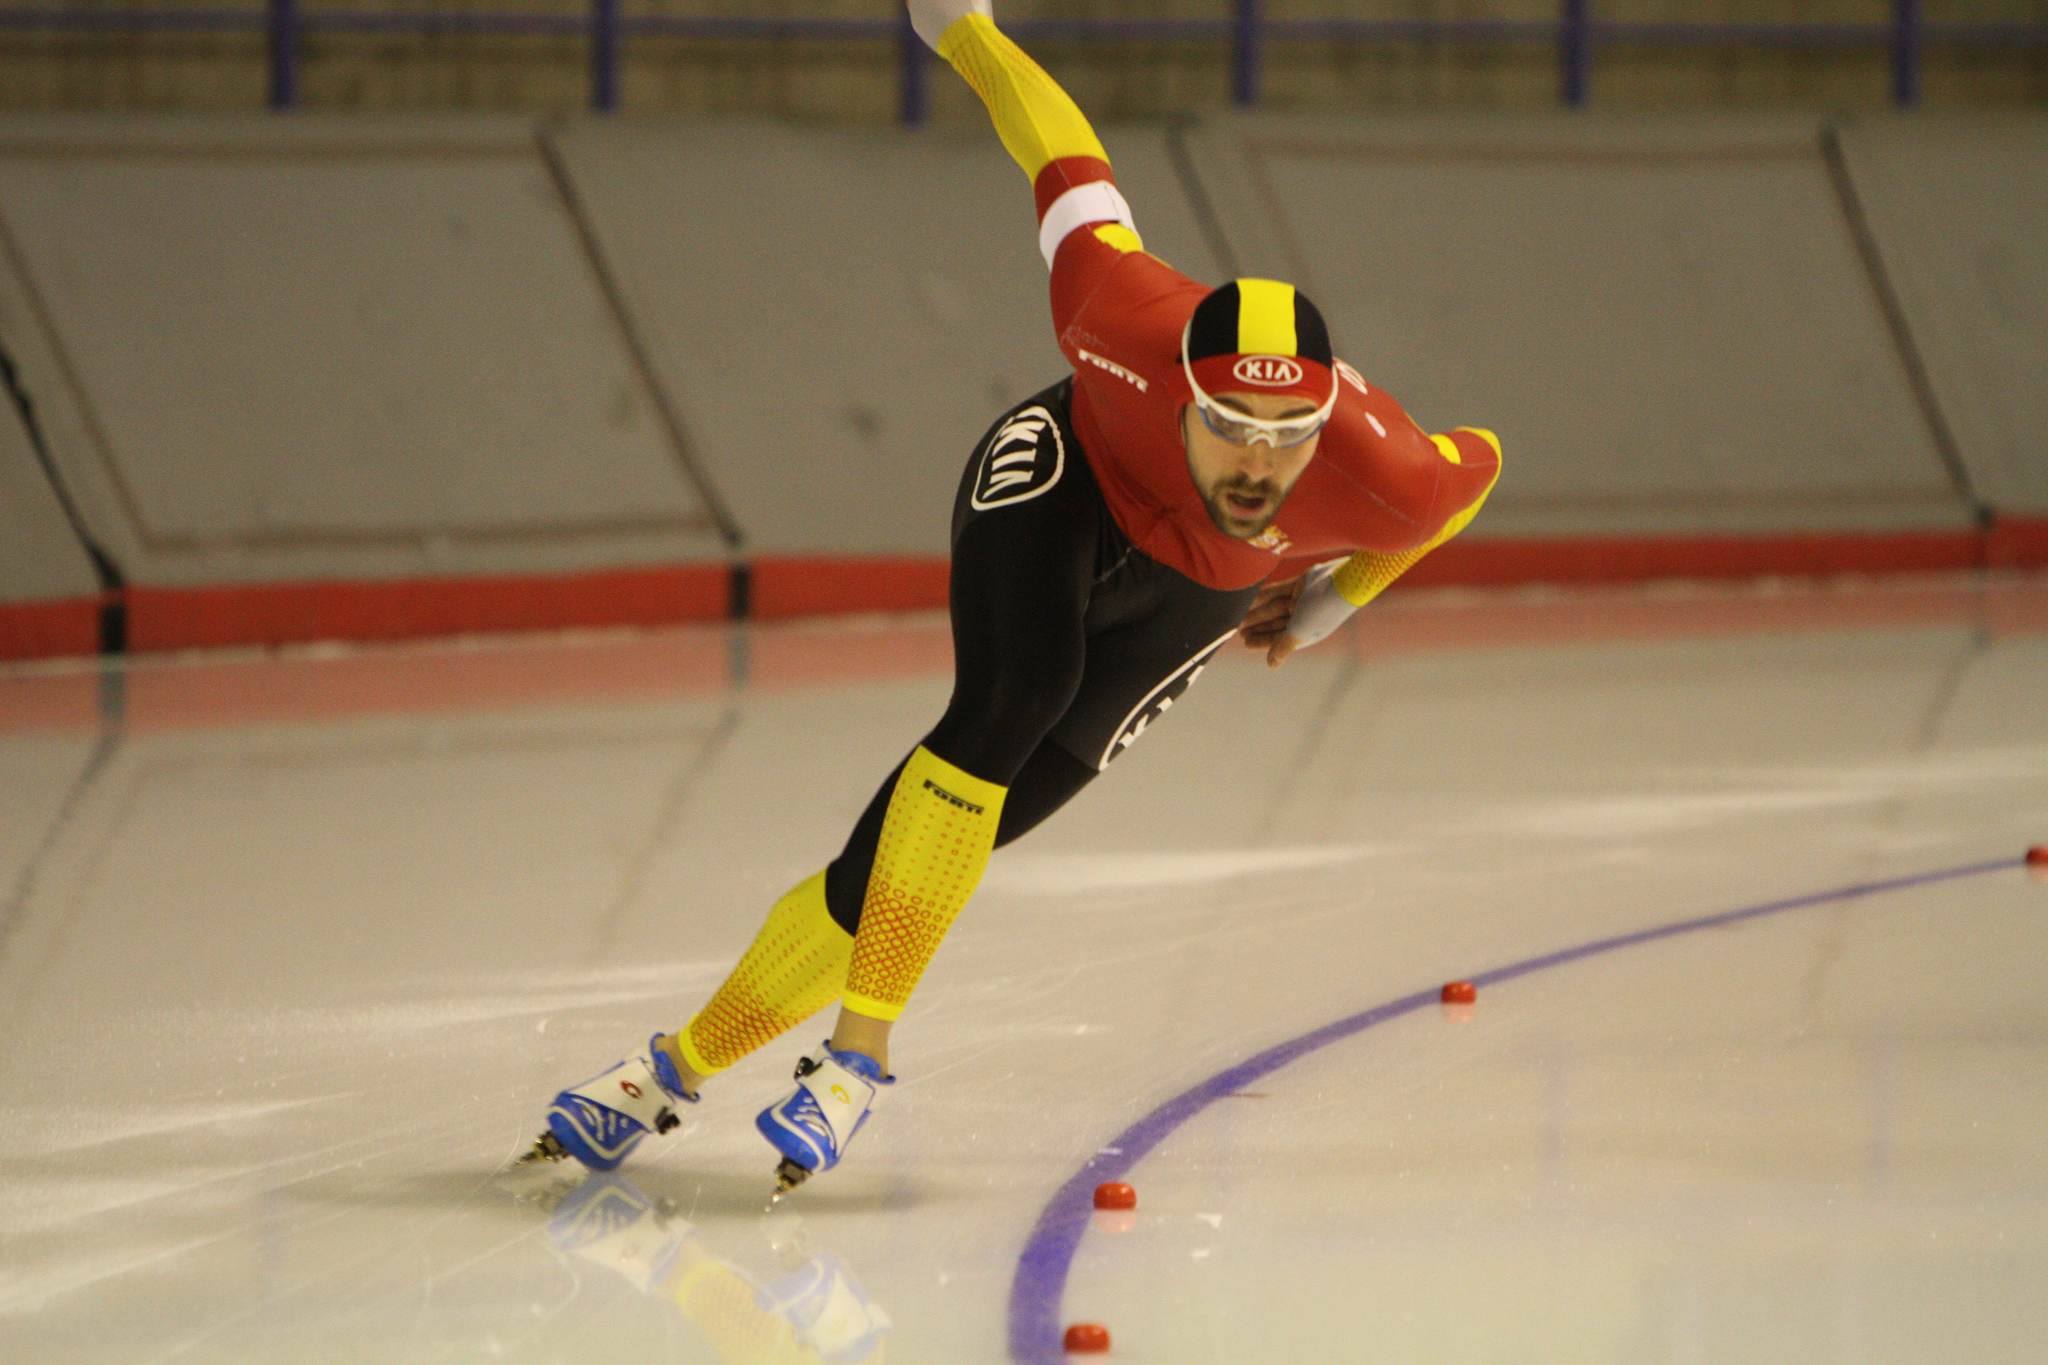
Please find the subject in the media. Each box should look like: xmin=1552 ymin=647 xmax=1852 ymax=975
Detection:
xmin=1237 ymin=575 xmax=1308 ymax=668
xmin=1239 ymin=562 xmax=1360 ymax=668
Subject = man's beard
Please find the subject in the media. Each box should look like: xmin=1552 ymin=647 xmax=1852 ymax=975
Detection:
xmin=1200 ymin=474 xmax=1284 ymax=538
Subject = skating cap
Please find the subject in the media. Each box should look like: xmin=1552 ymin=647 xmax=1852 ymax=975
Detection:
xmin=1180 ymin=278 xmax=1336 ymax=407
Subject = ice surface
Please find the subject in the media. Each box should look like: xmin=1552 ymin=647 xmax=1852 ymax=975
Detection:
xmin=1 ymin=577 xmax=2044 ymax=1363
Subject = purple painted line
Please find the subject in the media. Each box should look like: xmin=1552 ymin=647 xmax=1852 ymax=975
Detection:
xmin=1006 ymin=854 xmax=2020 ymax=1363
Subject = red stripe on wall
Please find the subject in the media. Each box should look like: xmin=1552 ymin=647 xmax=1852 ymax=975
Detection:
xmin=0 ymin=594 xmax=102 ymax=661
xmin=1987 ymin=515 xmax=2048 ymax=570
xmin=123 ymin=563 xmax=729 ymax=654
xmin=2 ymin=528 xmax=2043 ymax=666
xmin=749 ymin=556 xmax=952 ymax=620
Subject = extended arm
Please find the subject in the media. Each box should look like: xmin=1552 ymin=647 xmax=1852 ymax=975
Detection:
xmin=909 ymin=0 xmax=1147 ymax=322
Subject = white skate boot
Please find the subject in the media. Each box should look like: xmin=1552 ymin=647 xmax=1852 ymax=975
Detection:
xmin=755 ymin=1041 xmax=892 ymax=1197
xmin=521 ymin=1034 xmax=698 ymax=1172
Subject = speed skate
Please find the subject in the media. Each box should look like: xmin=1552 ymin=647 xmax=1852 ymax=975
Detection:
xmin=519 ymin=1035 xmax=697 ymax=1171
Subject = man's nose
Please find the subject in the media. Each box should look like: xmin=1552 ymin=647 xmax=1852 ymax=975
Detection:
xmin=1237 ymin=443 xmax=1278 ymax=479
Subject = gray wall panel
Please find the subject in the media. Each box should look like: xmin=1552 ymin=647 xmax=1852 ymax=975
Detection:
xmin=0 ymin=121 xmax=725 ymax=587
xmin=1185 ymin=114 xmax=1972 ymax=537
xmin=1838 ymin=117 xmax=2048 ymax=516
xmin=0 ymin=388 xmax=96 ymax=603
xmin=550 ymin=119 xmax=1226 ymax=557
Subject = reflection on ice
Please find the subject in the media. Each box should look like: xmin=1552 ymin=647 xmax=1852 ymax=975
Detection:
xmin=517 ymin=1170 xmax=892 ymax=1364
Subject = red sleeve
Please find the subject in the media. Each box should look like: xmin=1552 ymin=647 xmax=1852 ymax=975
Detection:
xmin=1034 ymin=153 xmax=1188 ymax=348
xmin=1050 ymin=228 xmax=1132 ymax=341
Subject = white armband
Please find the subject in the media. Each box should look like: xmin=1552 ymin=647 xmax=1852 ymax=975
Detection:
xmin=1286 ymin=561 xmax=1361 ymax=653
xmin=1038 ymin=181 xmax=1136 ymax=270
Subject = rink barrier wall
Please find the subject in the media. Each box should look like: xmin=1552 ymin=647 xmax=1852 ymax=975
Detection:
xmin=541 ymin=118 xmax=1229 ymax=561
xmin=0 ymin=354 xmax=99 ymax=608
xmin=1832 ymin=117 xmax=2048 ymax=518
xmin=0 ymin=112 xmax=2042 ymax=664
xmin=5 ymin=576 xmax=2043 ymax=737
xmin=0 ymin=117 xmax=732 ymax=618
xmin=1179 ymin=112 xmax=1982 ymax=540
xmin=5 ymin=523 xmax=2048 ymax=663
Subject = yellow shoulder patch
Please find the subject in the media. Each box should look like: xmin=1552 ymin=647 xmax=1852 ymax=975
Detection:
xmin=1091 ymin=223 xmax=1144 ymax=254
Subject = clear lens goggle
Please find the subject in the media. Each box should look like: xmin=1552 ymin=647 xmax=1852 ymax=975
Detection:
xmin=1180 ymin=324 xmax=1338 ymax=449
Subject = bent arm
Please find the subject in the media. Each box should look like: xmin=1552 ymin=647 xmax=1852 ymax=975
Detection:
xmin=1331 ymin=427 xmax=1503 ymax=608
xmin=1260 ymin=426 xmax=1502 ymax=666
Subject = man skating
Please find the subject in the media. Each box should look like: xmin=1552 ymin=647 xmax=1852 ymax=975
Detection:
xmin=525 ymin=0 xmax=1502 ymax=1195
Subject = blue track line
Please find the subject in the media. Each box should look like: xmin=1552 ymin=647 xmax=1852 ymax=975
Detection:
xmin=1006 ymin=854 xmax=2023 ymax=1362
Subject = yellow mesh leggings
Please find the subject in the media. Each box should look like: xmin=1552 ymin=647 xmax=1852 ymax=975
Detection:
xmin=842 ymin=746 xmax=1008 ymax=1022
xmin=677 ymin=871 xmax=853 ymax=1077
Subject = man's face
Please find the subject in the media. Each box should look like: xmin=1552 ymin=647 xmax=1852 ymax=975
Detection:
xmin=1181 ymin=391 xmax=1324 ymax=539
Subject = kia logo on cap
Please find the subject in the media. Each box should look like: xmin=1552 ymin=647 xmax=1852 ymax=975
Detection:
xmin=1233 ymin=356 xmax=1303 ymax=387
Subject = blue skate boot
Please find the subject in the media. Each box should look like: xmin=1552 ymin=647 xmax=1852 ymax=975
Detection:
xmin=521 ymin=1034 xmax=699 ymax=1172
xmin=756 ymin=1041 xmax=892 ymax=1198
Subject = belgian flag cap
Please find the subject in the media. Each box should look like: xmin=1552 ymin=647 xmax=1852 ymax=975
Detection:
xmin=1181 ymin=278 xmax=1336 ymax=406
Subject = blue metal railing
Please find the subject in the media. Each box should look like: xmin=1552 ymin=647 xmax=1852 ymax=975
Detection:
xmin=0 ymin=2 xmax=2040 ymax=119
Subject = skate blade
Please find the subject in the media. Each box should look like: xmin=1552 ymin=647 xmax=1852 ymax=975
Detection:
xmin=517 ymin=1130 xmax=569 ymax=1166
xmin=767 ymin=1157 xmax=812 ymax=1206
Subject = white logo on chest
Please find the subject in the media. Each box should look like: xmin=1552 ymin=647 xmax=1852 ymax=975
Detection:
xmin=970 ymin=405 xmax=1066 ymax=511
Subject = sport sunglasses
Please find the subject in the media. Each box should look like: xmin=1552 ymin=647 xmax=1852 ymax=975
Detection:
xmin=1179 ymin=321 xmax=1339 ymax=449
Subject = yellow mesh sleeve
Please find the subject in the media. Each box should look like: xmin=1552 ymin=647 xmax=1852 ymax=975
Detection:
xmin=842 ymin=746 xmax=1007 ymax=1022
xmin=1333 ymin=429 xmax=1502 ymax=608
xmin=938 ymin=14 xmax=1109 ymax=180
xmin=679 ymin=871 xmax=852 ymax=1076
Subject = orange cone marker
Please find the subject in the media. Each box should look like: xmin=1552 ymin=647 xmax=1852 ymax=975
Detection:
xmin=1093 ymin=1181 xmax=1137 ymax=1211
xmin=1441 ymin=980 xmax=1477 ymax=1005
xmin=1064 ymin=1322 xmax=1111 ymax=1353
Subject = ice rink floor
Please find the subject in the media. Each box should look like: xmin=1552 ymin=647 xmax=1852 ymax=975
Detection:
xmin=3 ymin=576 xmax=2045 ymax=1364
